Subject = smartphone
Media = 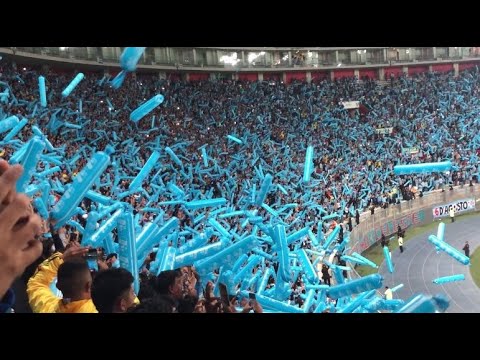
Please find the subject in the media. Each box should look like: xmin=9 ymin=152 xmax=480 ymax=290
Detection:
xmin=248 ymin=292 xmax=256 ymax=300
xmin=87 ymin=258 xmax=98 ymax=272
xmin=86 ymin=248 xmax=98 ymax=258
xmin=218 ymin=283 xmax=230 ymax=307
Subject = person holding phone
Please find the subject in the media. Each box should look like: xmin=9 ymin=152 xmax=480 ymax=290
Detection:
xmin=26 ymin=243 xmax=97 ymax=313
xmin=236 ymin=293 xmax=263 ymax=313
xmin=218 ymin=283 xmax=236 ymax=313
xmin=248 ymin=292 xmax=263 ymax=313
xmin=0 ymin=160 xmax=43 ymax=310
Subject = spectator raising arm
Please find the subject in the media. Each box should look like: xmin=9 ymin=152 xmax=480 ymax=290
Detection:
xmin=27 ymin=243 xmax=93 ymax=313
xmin=0 ymin=159 xmax=43 ymax=301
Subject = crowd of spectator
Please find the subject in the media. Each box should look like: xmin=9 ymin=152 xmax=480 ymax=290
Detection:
xmin=1 ymin=58 xmax=479 ymax=312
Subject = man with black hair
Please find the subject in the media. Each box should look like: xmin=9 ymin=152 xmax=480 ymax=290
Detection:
xmin=27 ymin=243 xmax=97 ymax=313
xmin=155 ymin=269 xmax=184 ymax=302
xmin=91 ymin=268 xmax=136 ymax=313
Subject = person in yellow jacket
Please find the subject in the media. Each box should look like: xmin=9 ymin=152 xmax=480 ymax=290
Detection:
xmin=27 ymin=243 xmax=139 ymax=313
xmin=27 ymin=245 xmax=97 ymax=313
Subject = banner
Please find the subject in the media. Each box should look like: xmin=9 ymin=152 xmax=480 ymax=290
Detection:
xmin=341 ymin=101 xmax=360 ymax=109
xmin=376 ymin=127 xmax=393 ymax=135
xmin=432 ymin=198 xmax=476 ymax=218
xmin=402 ymin=147 xmax=419 ymax=154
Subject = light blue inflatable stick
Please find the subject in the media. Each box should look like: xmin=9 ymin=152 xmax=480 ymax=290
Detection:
xmin=218 ymin=210 xmax=245 ymax=219
xmin=33 ymin=197 xmax=49 ymax=220
xmin=433 ymin=274 xmax=465 ymax=284
xmin=255 ymin=173 xmax=273 ymax=206
xmin=342 ymin=255 xmax=369 ymax=266
xmin=390 ymin=284 xmax=404 ymax=293
xmin=62 ymin=73 xmax=85 ymax=97
xmin=184 ymin=198 xmax=227 ymax=210
xmin=50 ymin=148 xmax=113 ymax=229
xmin=85 ymin=190 xmax=112 ymax=205
xmin=226 ymin=134 xmax=243 ymax=144
xmin=296 ymin=249 xmax=318 ymax=283
xmin=327 ymin=273 xmax=384 ymax=299
xmin=337 ymin=289 xmax=376 ymax=313
xmin=194 ymin=236 xmax=257 ymax=277
xmin=137 ymin=217 xmax=179 ymax=261
xmin=158 ymin=247 xmax=177 ymax=272
xmin=428 ymin=235 xmax=470 ymax=265
xmin=277 ymin=184 xmax=288 ymax=195
xmin=82 ymin=212 xmax=99 ymax=247
xmin=257 ymin=267 xmax=274 ymax=295
xmin=395 ymin=294 xmax=449 ymax=313
xmin=201 ymin=146 xmax=209 ymax=167
xmin=36 ymin=166 xmax=61 ymax=179
xmin=16 ymin=137 xmax=46 ymax=192
xmin=130 ymin=95 xmax=165 ymax=123
xmin=0 ymin=115 xmax=19 ymax=134
xmin=119 ymin=47 xmax=146 ymax=72
xmin=31 ymin=126 xmax=54 ymax=151
xmin=111 ymin=70 xmax=127 ymax=89
xmin=208 ymin=218 xmax=232 ymax=239
xmin=129 ymin=151 xmax=161 ymax=191
xmin=231 ymin=253 xmax=249 ymax=274
xmin=272 ymin=224 xmax=291 ymax=282
xmin=4 ymin=117 xmax=28 ymax=142
xmin=322 ymin=225 xmax=340 ymax=250
xmin=253 ymin=293 xmax=304 ymax=313
xmin=233 ymin=255 xmax=262 ymax=284
xmin=117 ymin=211 xmax=139 ymax=294
xmin=383 ymin=246 xmax=394 ymax=273
xmin=393 ymin=161 xmax=452 ymax=175
xmin=173 ymin=239 xmax=229 ymax=268
xmin=303 ymin=145 xmax=314 ymax=183
xmin=90 ymin=209 xmax=123 ymax=248
xmin=286 ymin=227 xmax=310 ymax=246
xmin=38 ymin=76 xmax=47 ymax=107
xmin=350 ymin=252 xmax=378 ymax=268
xmin=436 ymin=222 xmax=446 ymax=242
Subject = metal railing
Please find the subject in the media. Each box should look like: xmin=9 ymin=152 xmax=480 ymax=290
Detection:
xmin=6 ymin=47 xmax=480 ymax=72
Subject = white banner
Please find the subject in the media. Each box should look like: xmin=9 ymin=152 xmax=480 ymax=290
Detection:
xmin=432 ymin=198 xmax=476 ymax=218
xmin=341 ymin=101 xmax=360 ymax=109
xmin=402 ymin=147 xmax=419 ymax=154
xmin=376 ymin=127 xmax=393 ymax=135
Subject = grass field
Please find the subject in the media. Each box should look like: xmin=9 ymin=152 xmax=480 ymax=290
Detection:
xmin=355 ymin=211 xmax=480 ymax=277
xmin=470 ymin=247 xmax=480 ymax=289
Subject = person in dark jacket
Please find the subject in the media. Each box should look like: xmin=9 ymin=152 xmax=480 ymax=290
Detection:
xmin=463 ymin=241 xmax=470 ymax=258
xmin=380 ymin=233 xmax=387 ymax=248
xmin=321 ymin=264 xmax=331 ymax=286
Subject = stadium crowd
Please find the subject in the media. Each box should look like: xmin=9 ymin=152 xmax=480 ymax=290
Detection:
xmin=0 ymin=58 xmax=478 ymax=312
